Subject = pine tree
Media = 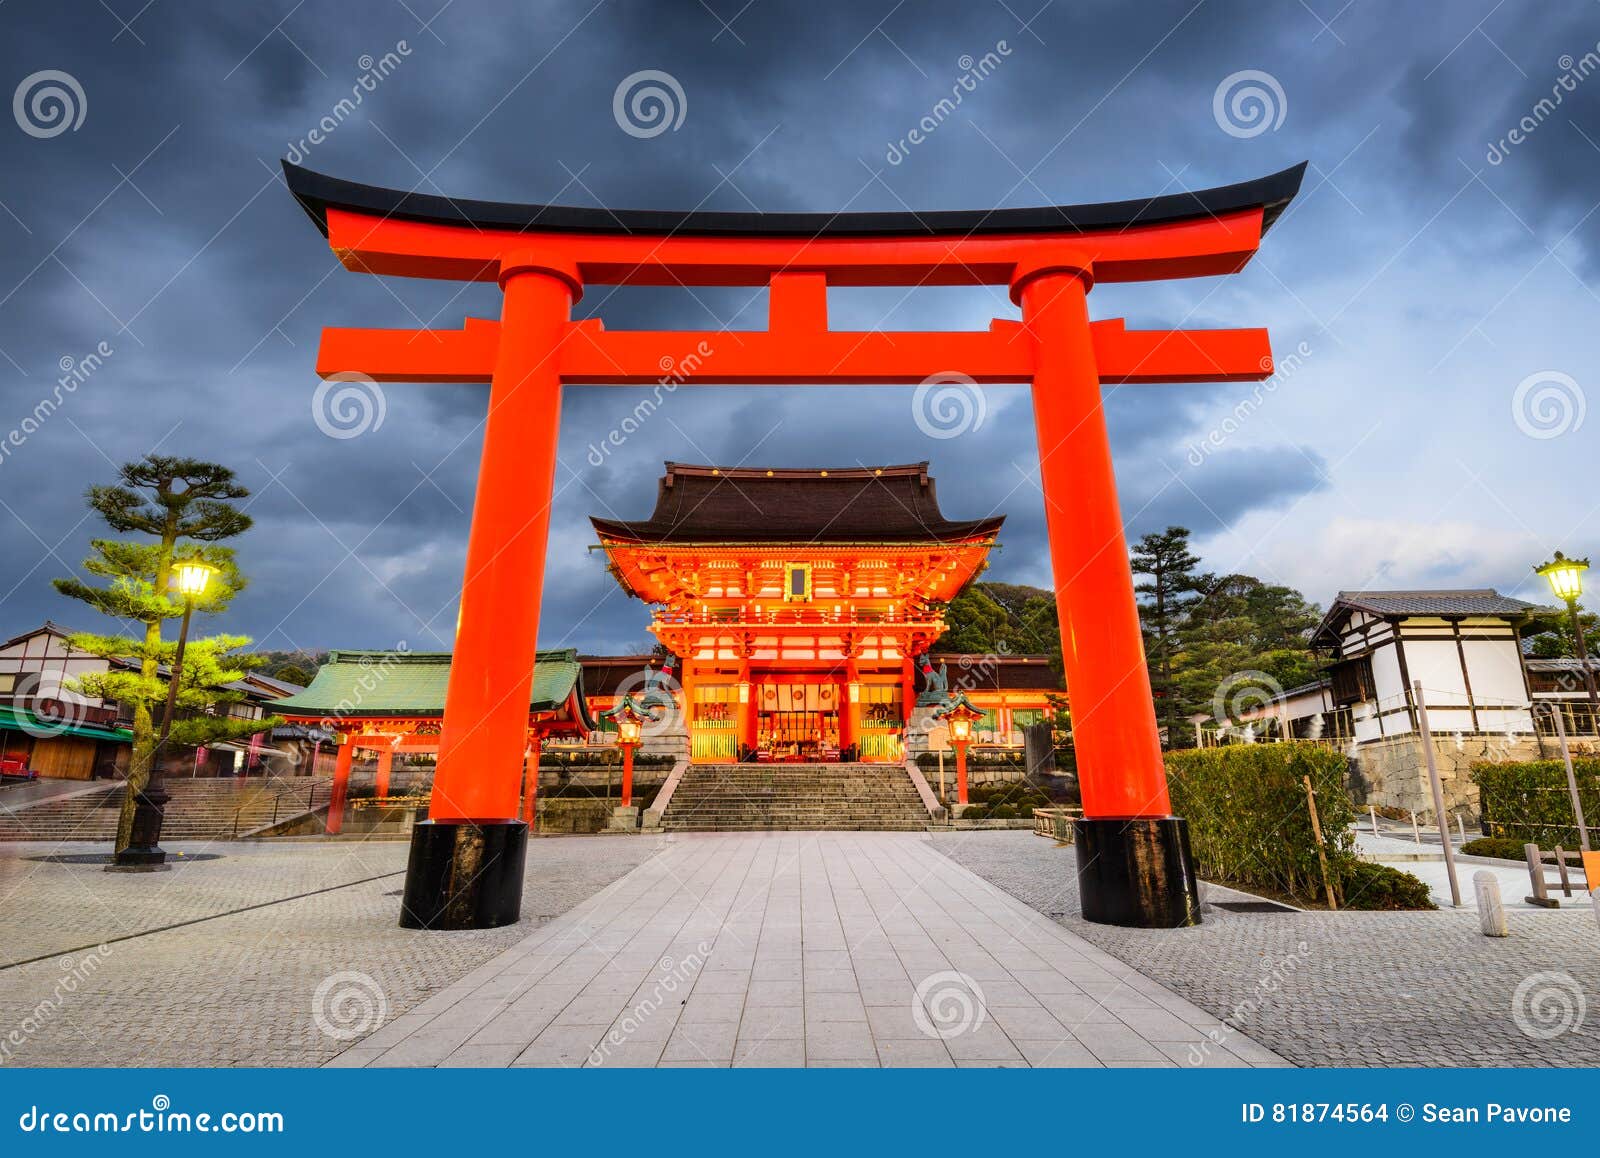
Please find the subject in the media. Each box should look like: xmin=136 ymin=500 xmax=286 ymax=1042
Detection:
xmin=1131 ymin=527 xmax=1201 ymax=746
xmin=52 ymin=456 xmax=270 ymax=853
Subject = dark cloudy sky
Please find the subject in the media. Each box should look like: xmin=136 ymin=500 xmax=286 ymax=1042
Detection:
xmin=1 ymin=0 xmax=1596 ymax=657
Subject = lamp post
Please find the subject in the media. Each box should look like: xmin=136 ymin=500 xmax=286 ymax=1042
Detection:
xmin=112 ymin=556 xmax=218 ymax=871
xmin=613 ymin=701 xmax=644 ymax=809
xmin=938 ymin=696 xmax=983 ymax=807
xmin=1535 ymin=551 xmax=1600 ymax=731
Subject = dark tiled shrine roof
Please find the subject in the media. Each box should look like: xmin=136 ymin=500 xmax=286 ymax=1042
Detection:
xmin=284 ymin=161 xmax=1307 ymax=239
xmin=1333 ymin=589 xmax=1540 ymax=618
xmin=590 ymin=463 xmax=1003 ymax=545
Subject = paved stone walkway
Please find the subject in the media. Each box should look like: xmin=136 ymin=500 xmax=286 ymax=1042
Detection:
xmin=934 ymin=829 xmax=1600 ymax=1068
xmin=334 ymin=832 xmax=1287 ymax=1068
xmin=0 ymin=836 xmax=659 ymax=1066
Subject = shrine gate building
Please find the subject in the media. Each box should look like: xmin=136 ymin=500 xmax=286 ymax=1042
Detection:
xmin=592 ymin=461 xmax=1013 ymax=765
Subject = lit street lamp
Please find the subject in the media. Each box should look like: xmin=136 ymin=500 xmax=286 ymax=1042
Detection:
xmin=112 ymin=556 xmax=218 ymax=871
xmin=933 ymin=693 xmax=984 ymax=807
xmin=605 ymin=696 xmax=647 ymax=809
xmin=1535 ymin=551 xmax=1600 ymax=729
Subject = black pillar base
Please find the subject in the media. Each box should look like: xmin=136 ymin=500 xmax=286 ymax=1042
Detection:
xmin=1074 ymin=816 xmax=1201 ymax=929
xmin=399 ymin=819 xmax=527 ymax=930
xmin=110 ymin=786 xmax=170 ymax=870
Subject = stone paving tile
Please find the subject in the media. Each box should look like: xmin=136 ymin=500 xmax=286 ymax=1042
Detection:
xmin=933 ymin=828 xmax=1600 ymax=1068
xmin=0 ymin=835 xmax=661 ymax=1067
xmin=2 ymin=829 xmax=1295 ymax=1069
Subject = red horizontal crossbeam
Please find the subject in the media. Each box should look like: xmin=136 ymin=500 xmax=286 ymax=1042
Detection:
xmin=316 ymin=316 xmax=1272 ymax=385
xmin=324 ymin=205 xmax=1267 ymax=287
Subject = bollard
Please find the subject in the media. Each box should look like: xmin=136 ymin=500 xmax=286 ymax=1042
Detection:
xmin=1370 ymin=805 xmax=1379 ymax=838
xmin=1456 ymin=813 xmax=1467 ymax=842
xmin=1411 ymin=810 xmax=1421 ymax=845
xmin=1474 ymin=871 xmax=1509 ymax=937
xmin=1525 ymin=843 xmax=1556 ymax=908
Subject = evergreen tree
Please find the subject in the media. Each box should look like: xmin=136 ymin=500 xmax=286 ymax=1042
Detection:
xmin=1131 ymin=527 xmax=1201 ymax=746
xmin=270 ymin=662 xmax=314 ymax=687
xmin=52 ymin=456 xmax=270 ymax=853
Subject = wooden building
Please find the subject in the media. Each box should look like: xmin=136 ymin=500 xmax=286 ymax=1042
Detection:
xmin=270 ymin=648 xmax=594 ymax=831
xmin=592 ymin=462 xmax=1049 ymax=764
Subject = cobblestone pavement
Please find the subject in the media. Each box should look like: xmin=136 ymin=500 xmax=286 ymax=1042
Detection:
xmin=932 ymin=829 xmax=1600 ymax=1068
xmin=335 ymin=832 xmax=1287 ymax=1068
xmin=0 ymin=836 xmax=661 ymax=1066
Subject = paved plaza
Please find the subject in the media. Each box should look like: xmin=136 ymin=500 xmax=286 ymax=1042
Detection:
xmin=2 ymin=828 xmax=1594 ymax=1068
xmin=0 ymin=831 xmax=1284 ymax=1069
xmin=329 ymin=832 xmax=1282 ymax=1068
xmin=937 ymin=830 xmax=1600 ymax=1068
xmin=0 ymin=836 xmax=659 ymax=1066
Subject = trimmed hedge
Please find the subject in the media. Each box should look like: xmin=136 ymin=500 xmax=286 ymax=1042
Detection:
xmin=1339 ymin=861 xmax=1436 ymax=911
xmin=1461 ymin=836 xmax=1534 ymax=860
xmin=1166 ymin=744 xmax=1360 ymax=906
xmin=1472 ymin=758 xmax=1600 ymax=846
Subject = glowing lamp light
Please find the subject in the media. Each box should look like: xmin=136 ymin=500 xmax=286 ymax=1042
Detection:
xmin=617 ymin=717 xmax=642 ymax=745
xmin=949 ymin=715 xmax=972 ymax=743
xmin=1536 ymin=551 xmax=1589 ymax=602
xmin=172 ymin=558 xmax=218 ymax=598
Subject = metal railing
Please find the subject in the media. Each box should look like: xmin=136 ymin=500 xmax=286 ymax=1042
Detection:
xmin=232 ymin=779 xmax=325 ymax=838
xmin=1032 ymin=806 xmax=1081 ymax=842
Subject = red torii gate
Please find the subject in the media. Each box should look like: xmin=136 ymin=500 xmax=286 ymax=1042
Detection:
xmin=284 ymin=160 xmax=1304 ymax=931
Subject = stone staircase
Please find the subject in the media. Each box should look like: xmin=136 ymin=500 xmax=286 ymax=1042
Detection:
xmin=0 ymin=777 xmax=330 ymax=842
xmin=661 ymin=763 xmax=931 ymax=831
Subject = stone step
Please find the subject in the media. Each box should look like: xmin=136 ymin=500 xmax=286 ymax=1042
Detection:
xmin=661 ymin=761 xmax=929 ymax=832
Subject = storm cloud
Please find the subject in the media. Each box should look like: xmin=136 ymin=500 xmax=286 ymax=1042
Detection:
xmin=0 ymin=0 xmax=1595 ymax=653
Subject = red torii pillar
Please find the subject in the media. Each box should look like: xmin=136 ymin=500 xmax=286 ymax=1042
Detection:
xmin=285 ymin=160 xmax=1304 ymax=930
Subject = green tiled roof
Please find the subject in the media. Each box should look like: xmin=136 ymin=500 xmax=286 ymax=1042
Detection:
xmin=272 ymin=648 xmax=591 ymax=727
xmin=0 ymin=705 xmax=132 ymax=743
